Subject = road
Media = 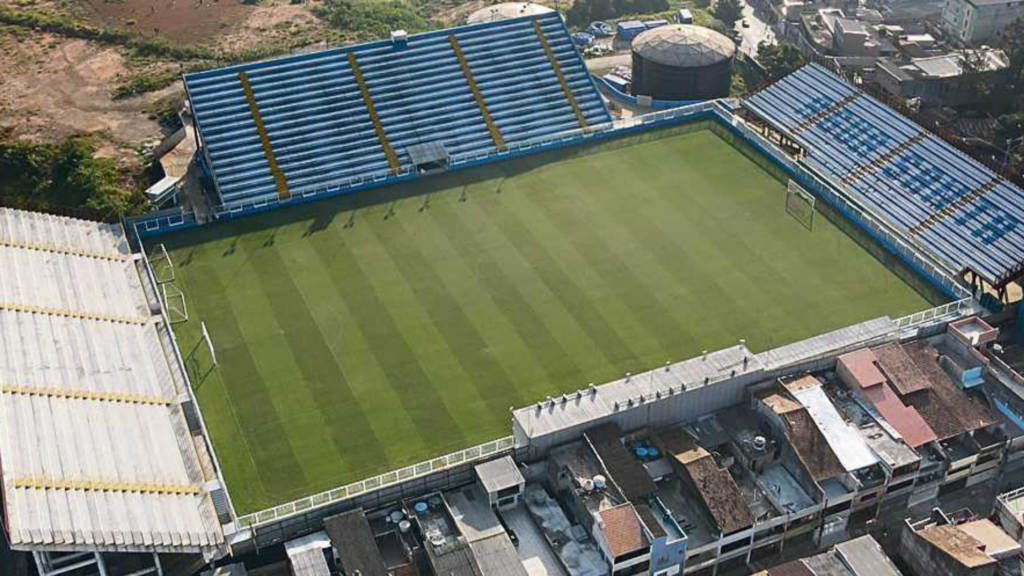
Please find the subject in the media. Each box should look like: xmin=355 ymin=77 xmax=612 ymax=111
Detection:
xmin=735 ymin=0 xmax=777 ymax=58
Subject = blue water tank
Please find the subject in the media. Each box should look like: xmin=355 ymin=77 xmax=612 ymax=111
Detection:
xmin=617 ymin=20 xmax=646 ymax=40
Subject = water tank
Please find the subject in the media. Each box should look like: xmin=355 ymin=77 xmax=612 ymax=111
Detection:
xmin=631 ymin=24 xmax=736 ymax=101
xmin=752 ymin=435 xmax=767 ymax=451
xmin=593 ymin=475 xmax=607 ymax=489
xmin=467 ymin=2 xmax=554 ymax=24
xmin=399 ymin=519 xmax=412 ymax=533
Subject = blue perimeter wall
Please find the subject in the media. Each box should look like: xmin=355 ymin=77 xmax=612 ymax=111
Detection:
xmin=126 ymin=105 xmax=965 ymax=303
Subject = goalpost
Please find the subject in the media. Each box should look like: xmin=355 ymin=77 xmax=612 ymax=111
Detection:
xmin=785 ymin=179 xmax=817 ymax=231
xmin=148 ymin=243 xmax=175 ymax=283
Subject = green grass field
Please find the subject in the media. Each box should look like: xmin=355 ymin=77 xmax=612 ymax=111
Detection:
xmin=160 ymin=126 xmax=937 ymax=514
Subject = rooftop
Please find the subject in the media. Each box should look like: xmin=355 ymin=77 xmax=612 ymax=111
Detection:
xmin=0 ymin=208 xmax=222 ymax=554
xmin=758 ymin=388 xmax=846 ymax=481
xmin=597 ymin=504 xmax=648 ymax=558
xmin=521 ymin=485 xmax=607 ymax=576
xmin=655 ymin=427 xmax=754 ymax=534
xmin=783 ymin=376 xmax=880 ymax=473
xmin=284 ymin=532 xmax=331 ymax=576
xmin=834 ymin=534 xmax=904 ymax=576
xmin=501 ymin=505 xmax=570 ymax=576
xmin=475 ymin=456 xmax=524 ymax=496
xmin=958 ymin=520 xmax=1021 ymax=559
xmin=825 ymin=384 xmax=920 ymax=471
xmin=324 ymin=509 xmax=388 ymax=576
xmin=513 ymin=344 xmax=762 ymax=440
xmin=917 ymin=524 xmax=995 ymax=569
xmin=585 ymin=423 xmax=658 ymax=502
xmin=448 ymin=485 xmax=530 ymax=576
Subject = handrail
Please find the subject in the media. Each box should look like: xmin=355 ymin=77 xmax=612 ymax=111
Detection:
xmin=235 ymin=435 xmax=515 ymax=529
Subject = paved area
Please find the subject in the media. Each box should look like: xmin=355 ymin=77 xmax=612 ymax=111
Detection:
xmin=735 ymin=0 xmax=777 ymax=57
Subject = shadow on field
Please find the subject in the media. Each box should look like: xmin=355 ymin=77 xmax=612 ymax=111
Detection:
xmin=155 ymin=123 xmax=709 ymax=255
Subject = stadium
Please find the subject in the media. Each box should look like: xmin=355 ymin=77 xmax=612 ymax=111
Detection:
xmin=5 ymin=10 xmax=1024 ymax=575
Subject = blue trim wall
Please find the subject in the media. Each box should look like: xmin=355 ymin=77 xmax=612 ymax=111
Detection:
xmin=593 ymin=75 xmax=704 ymax=110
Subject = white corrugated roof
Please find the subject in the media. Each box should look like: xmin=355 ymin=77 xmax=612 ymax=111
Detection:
xmin=631 ymin=24 xmax=735 ymax=68
xmin=0 ymin=207 xmax=223 ymax=554
xmin=788 ymin=380 xmax=880 ymax=473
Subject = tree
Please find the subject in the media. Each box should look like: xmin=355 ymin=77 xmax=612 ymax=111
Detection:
xmin=998 ymin=15 xmax=1024 ymax=104
xmin=757 ymin=42 xmax=805 ymax=81
xmin=713 ymin=0 xmax=743 ymax=28
xmin=957 ymin=49 xmax=994 ymax=105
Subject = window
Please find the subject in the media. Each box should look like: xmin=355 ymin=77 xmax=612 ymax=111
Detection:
xmin=497 ymin=486 xmax=520 ymax=500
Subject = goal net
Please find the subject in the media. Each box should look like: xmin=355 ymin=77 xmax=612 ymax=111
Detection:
xmin=162 ymin=283 xmax=188 ymax=324
xmin=148 ymin=243 xmax=175 ymax=284
xmin=785 ymin=180 xmax=816 ymax=231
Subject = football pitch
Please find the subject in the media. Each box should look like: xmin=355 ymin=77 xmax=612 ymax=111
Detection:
xmin=160 ymin=125 xmax=938 ymax=514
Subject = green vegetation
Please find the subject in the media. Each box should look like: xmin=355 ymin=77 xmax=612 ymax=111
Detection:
xmin=758 ymin=41 xmax=805 ymax=81
xmin=314 ymin=0 xmax=433 ymax=39
xmin=161 ymin=126 xmax=935 ymax=514
xmin=712 ymin=0 xmax=742 ymax=27
xmin=565 ymin=0 xmax=670 ymax=27
xmin=0 ymin=132 xmax=147 ymax=220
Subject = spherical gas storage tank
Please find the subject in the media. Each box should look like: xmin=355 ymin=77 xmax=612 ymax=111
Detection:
xmin=466 ymin=2 xmax=554 ymax=24
xmin=630 ymin=24 xmax=736 ymax=101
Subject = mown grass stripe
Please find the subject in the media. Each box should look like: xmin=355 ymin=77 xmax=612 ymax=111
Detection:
xmin=520 ymin=189 xmax=698 ymax=358
xmin=246 ymin=243 xmax=385 ymax=480
xmin=475 ymin=188 xmax=642 ymax=367
xmin=308 ymin=231 xmax=464 ymax=453
xmin=198 ymin=268 xmax=309 ymax=501
xmin=430 ymin=202 xmax=588 ymax=390
xmin=370 ymin=215 xmax=527 ymax=423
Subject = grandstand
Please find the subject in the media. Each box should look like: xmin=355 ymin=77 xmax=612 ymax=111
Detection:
xmin=184 ymin=12 xmax=609 ymax=210
xmin=743 ymin=64 xmax=1024 ymax=291
xmin=0 ymin=208 xmax=224 ymax=572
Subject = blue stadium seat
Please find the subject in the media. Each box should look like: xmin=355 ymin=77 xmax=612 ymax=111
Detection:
xmin=185 ymin=12 xmax=611 ymax=209
xmin=744 ymin=63 xmax=1024 ymax=287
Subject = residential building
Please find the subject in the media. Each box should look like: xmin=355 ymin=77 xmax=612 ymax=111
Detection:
xmin=747 ymin=534 xmax=904 ymax=575
xmin=874 ymin=49 xmax=1010 ymax=107
xmin=901 ymin=509 xmax=1021 ymax=576
xmin=942 ymin=0 xmax=1024 ymax=44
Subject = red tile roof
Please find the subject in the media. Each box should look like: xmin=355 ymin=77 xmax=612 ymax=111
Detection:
xmin=598 ymin=504 xmax=648 ymax=559
xmin=905 ymin=341 xmax=997 ymax=432
xmin=874 ymin=344 xmax=931 ymax=395
xmin=838 ymin=349 xmax=886 ymax=389
xmin=862 ymin=382 xmax=937 ymax=448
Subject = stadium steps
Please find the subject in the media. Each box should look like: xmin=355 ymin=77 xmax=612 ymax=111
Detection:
xmin=348 ymin=53 xmax=402 ymax=172
xmin=237 ymin=72 xmax=291 ymax=200
xmin=532 ymin=19 xmax=588 ymax=129
xmin=449 ymin=34 xmax=505 ymax=150
xmin=184 ymin=12 xmax=609 ymax=208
